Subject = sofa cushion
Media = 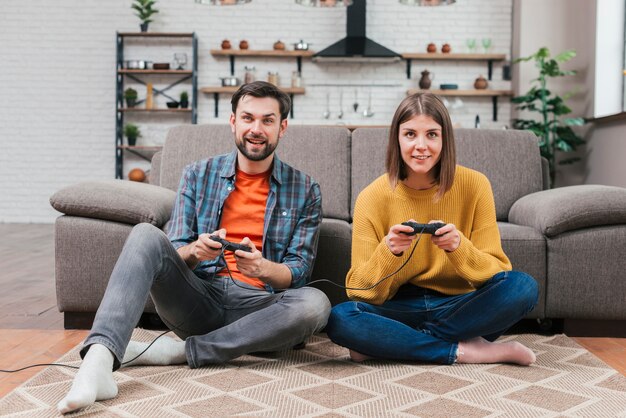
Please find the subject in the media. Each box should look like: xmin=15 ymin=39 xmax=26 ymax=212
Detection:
xmin=351 ymin=128 xmax=543 ymax=221
xmin=159 ymin=124 xmax=352 ymax=221
xmin=50 ymin=180 xmax=176 ymax=227
xmin=509 ymin=185 xmax=626 ymax=237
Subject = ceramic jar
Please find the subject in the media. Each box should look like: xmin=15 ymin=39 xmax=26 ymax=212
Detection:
xmin=474 ymin=75 xmax=488 ymax=89
xmin=418 ymin=69 xmax=433 ymax=90
xmin=273 ymin=40 xmax=285 ymax=50
xmin=427 ymin=43 xmax=437 ymax=53
xmin=221 ymin=39 xmax=231 ymax=50
xmin=441 ymin=43 xmax=451 ymax=53
xmin=239 ymin=40 xmax=249 ymax=50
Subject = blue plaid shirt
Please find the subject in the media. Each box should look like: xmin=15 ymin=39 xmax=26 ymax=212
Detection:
xmin=168 ymin=150 xmax=322 ymax=289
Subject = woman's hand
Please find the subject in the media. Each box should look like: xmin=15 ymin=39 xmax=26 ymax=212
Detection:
xmin=385 ymin=222 xmax=418 ymax=255
xmin=430 ymin=221 xmax=461 ymax=252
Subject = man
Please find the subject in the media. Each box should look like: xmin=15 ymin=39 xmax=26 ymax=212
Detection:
xmin=58 ymin=81 xmax=331 ymax=414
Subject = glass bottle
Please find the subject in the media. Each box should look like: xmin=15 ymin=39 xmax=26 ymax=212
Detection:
xmin=291 ymin=71 xmax=302 ymax=88
xmin=244 ymin=66 xmax=256 ymax=84
xmin=267 ymin=71 xmax=279 ymax=86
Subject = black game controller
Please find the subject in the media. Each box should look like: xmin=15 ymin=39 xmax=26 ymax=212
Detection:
xmin=209 ymin=235 xmax=252 ymax=253
xmin=400 ymin=221 xmax=447 ymax=235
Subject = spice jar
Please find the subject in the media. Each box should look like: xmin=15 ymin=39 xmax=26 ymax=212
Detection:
xmin=244 ymin=66 xmax=256 ymax=84
xmin=291 ymin=71 xmax=302 ymax=88
xmin=267 ymin=71 xmax=279 ymax=86
xmin=221 ymin=39 xmax=231 ymax=50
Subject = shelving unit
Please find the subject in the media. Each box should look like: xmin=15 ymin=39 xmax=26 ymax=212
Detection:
xmin=202 ymin=49 xmax=313 ymax=118
xmin=115 ymin=32 xmax=198 ymax=179
xmin=407 ymin=88 xmax=513 ymax=121
xmin=401 ymin=53 xmax=507 ymax=80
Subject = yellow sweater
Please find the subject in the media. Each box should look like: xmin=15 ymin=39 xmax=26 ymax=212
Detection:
xmin=347 ymin=166 xmax=511 ymax=305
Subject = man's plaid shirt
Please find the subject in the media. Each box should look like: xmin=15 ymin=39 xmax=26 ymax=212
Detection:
xmin=168 ymin=150 xmax=322 ymax=290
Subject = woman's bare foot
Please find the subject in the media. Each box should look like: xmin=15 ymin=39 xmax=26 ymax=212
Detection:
xmin=349 ymin=349 xmax=374 ymax=363
xmin=456 ymin=337 xmax=536 ymax=366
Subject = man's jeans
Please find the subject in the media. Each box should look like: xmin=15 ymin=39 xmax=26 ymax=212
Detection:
xmin=325 ymin=271 xmax=538 ymax=364
xmin=82 ymin=223 xmax=331 ymax=370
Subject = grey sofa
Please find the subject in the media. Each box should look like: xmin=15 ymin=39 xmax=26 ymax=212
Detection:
xmin=50 ymin=125 xmax=626 ymax=329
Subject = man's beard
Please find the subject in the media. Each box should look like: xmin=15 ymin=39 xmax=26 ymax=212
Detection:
xmin=235 ymin=132 xmax=278 ymax=162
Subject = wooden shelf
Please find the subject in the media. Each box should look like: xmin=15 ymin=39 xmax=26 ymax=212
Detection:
xmin=118 ymin=69 xmax=193 ymax=75
xmin=118 ymin=32 xmax=195 ymax=38
xmin=117 ymin=145 xmax=163 ymax=151
xmin=407 ymin=89 xmax=512 ymax=97
xmin=210 ymin=49 xmax=314 ymax=77
xmin=119 ymin=108 xmax=192 ymax=112
xmin=401 ymin=52 xmax=507 ymax=80
xmin=117 ymin=145 xmax=162 ymax=162
xmin=401 ymin=53 xmax=506 ymax=61
xmin=200 ymin=86 xmax=305 ymax=94
xmin=407 ymin=89 xmax=513 ymax=122
xmin=201 ymin=86 xmax=305 ymax=119
xmin=210 ymin=49 xmax=315 ymax=58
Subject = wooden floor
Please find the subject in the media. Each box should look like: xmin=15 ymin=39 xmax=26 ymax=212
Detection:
xmin=0 ymin=223 xmax=624 ymax=399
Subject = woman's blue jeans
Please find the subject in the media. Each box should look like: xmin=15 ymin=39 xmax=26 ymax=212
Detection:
xmin=326 ymin=271 xmax=538 ymax=364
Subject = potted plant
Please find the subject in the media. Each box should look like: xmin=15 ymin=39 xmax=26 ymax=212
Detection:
xmin=512 ymin=47 xmax=585 ymax=186
xmin=123 ymin=123 xmax=141 ymax=146
xmin=124 ymin=87 xmax=138 ymax=108
xmin=179 ymin=91 xmax=189 ymax=109
xmin=131 ymin=0 xmax=159 ymax=32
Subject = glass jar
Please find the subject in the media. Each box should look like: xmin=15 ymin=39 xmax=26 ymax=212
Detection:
xmin=244 ymin=66 xmax=256 ymax=84
xmin=291 ymin=71 xmax=302 ymax=88
xmin=267 ymin=71 xmax=279 ymax=86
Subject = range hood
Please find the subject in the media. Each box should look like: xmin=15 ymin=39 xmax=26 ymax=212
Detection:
xmin=313 ymin=0 xmax=401 ymax=62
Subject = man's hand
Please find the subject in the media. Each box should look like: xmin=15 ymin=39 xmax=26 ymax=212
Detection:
xmin=385 ymin=221 xmax=418 ymax=255
xmin=177 ymin=228 xmax=227 ymax=269
xmin=430 ymin=221 xmax=460 ymax=252
xmin=234 ymin=237 xmax=293 ymax=289
xmin=233 ymin=238 xmax=265 ymax=278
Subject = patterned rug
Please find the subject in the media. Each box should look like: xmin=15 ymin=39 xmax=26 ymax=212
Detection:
xmin=1 ymin=330 xmax=625 ymax=417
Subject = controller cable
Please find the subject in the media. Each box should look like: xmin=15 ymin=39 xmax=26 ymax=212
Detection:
xmin=1 ymin=229 xmax=427 ymax=373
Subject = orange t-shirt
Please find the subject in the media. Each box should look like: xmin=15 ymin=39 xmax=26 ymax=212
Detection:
xmin=219 ymin=168 xmax=270 ymax=288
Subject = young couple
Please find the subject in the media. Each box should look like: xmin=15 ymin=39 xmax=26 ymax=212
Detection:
xmin=59 ymin=82 xmax=538 ymax=414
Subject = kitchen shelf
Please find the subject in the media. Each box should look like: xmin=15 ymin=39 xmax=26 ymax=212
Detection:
xmin=210 ymin=49 xmax=315 ymax=74
xmin=118 ymin=69 xmax=193 ymax=75
xmin=117 ymin=145 xmax=163 ymax=162
xmin=116 ymin=31 xmax=198 ymax=179
xmin=119 ymin=107 xmax=192 ymax=112
xmin=401 ymin=53 xmax=507 ymax=80
xmin=407 ymin=89 xmax=513 ymax=122
xmin=200 ymin=86 xmax=305 ymax=118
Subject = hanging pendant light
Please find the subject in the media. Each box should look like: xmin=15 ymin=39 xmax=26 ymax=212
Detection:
xmin=194 ymin=0 xmax=252 ymax=5
xmin=295 ymin=0 xmax=353 ymax=7
xmin=399 ymin=0 xmax=456 ymax=5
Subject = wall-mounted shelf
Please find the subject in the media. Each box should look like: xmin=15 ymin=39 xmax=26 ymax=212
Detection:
xmin=210 ymin=49 xmax=315 ymax=74
xmin=401 ymin=53 xmax=506 ymax=80
xmin=407 ymin=89 xmax=513 ymax=121
xmin=119 ymin=108 xmax=192 ymax=113
xmin=117 ymin=145 xmax=162 ymax=162
xmin=200 ymin=86 xmax=305 ymax=118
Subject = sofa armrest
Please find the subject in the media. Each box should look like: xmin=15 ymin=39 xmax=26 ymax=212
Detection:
xmin=509 ymin=185 xmax=626 ymax=237
xmin=50 ymin=180 xmax=177 ymax=227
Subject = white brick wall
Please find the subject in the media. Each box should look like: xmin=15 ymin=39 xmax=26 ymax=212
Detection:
xmin=0 ymin=0 xmax=512 ymax=223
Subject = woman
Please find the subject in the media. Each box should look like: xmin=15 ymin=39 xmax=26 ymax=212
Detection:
xmin=326 ymin=93 xmax=538 ymax=366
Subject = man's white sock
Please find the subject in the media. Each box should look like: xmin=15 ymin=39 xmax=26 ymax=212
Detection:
xmin=122 ymin=335 xmax=186 ymax=366
xmin=57 ymin=344 xmax=118 ymax=414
